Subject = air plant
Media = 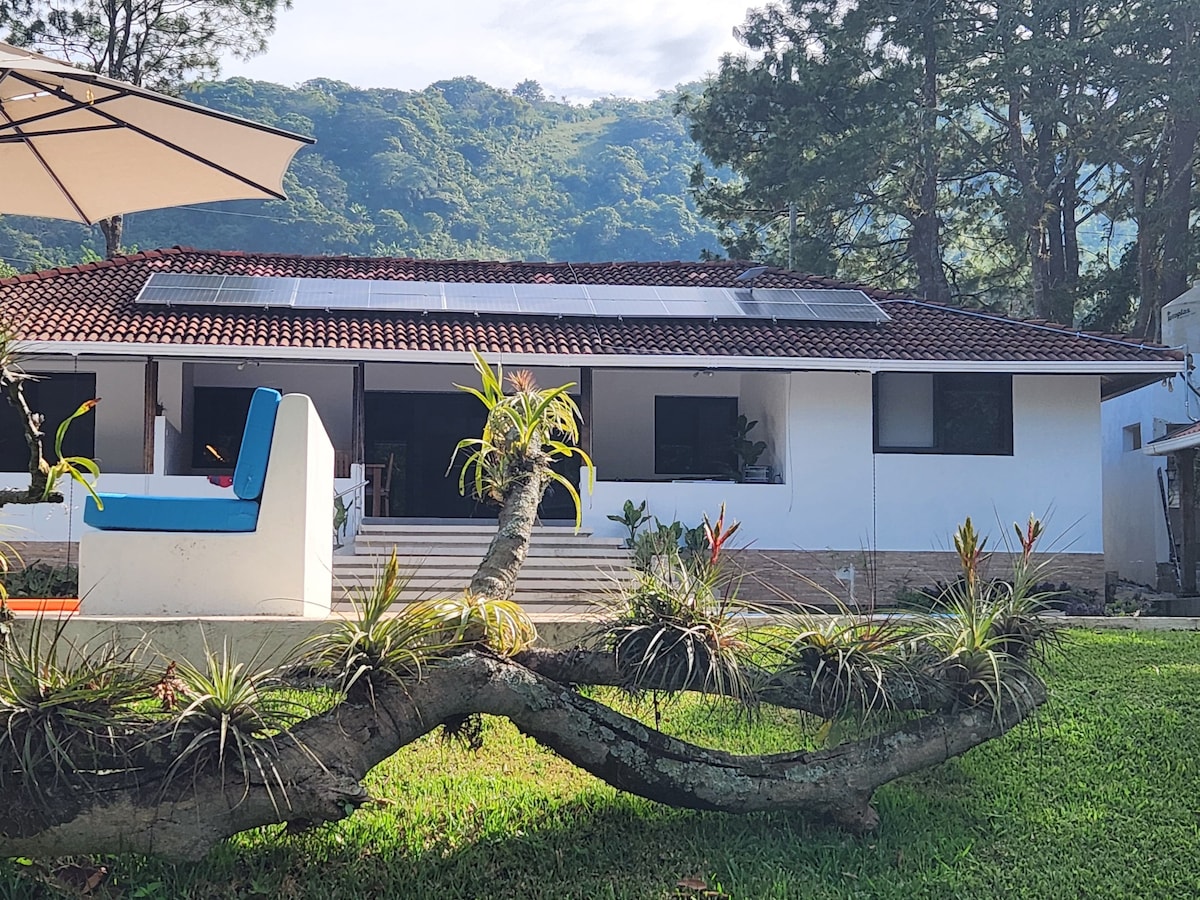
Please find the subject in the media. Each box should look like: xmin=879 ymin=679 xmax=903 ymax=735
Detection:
xmin=449 ymin=350 xmax=594 ymax=527
xmin=42 ymin=398 xmax=103 ymax=509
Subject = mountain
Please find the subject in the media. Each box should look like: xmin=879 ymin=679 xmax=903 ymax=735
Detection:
xmin=0 ymin=76 xmax=724 ymax=271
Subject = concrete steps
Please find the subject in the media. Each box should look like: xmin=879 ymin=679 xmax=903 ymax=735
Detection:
xmin=332 ymin=519 xmax=634 ymax=607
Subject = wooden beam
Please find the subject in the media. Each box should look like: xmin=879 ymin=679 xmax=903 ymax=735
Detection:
xmin=142 ymin=358 xmax=158 ymax=475
xmin=1181 ymin=448 xmax=1197 ymax=595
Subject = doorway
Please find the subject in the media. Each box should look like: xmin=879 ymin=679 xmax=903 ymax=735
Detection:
xmin=364 ymin=391 xmax=580 ymax=521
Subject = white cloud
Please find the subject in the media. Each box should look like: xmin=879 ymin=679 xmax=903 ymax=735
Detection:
xmin=220 ymin=0 xmax=754 ymax=100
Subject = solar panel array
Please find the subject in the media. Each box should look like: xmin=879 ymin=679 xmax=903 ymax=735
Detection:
xmin=133 ymin=274 xmax=890 ymax=323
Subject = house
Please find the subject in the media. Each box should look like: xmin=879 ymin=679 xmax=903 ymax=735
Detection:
xmin=0 ymin=247 xmax=1181 ymax=605
xmin=1102 ymin=283 xmax=1200 ymax=593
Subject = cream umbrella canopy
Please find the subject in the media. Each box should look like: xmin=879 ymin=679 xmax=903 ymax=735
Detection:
xmin=0 ymin=40 xmax=312 ymax=223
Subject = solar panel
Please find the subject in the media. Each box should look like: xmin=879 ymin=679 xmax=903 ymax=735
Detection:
xmin=517 ymin=297 xmax=594 ymax=315
xmin=132 ymin=273 xmax=890 ymax=323
xmin=139 ymin=286 xmax=222 ymax=304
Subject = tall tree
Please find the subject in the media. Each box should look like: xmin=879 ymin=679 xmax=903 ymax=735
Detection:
xmin=1 ymin=0 xmax=292 ymax=257
xmin=681 ymin=0 xmax=969 ymax=302
xmin=1104 ymin=0 xmax=1200 ymax=339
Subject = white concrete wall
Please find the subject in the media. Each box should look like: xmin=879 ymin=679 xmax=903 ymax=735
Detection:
xmin=1101 ymin=384 xmax=1179 ymax=584
xmin=20 ymin=359 xmax=146 ymax=474
xmin=875 ymin=374 xmax=1103 ymax=552
xmin=584 ymin=372 xmax=1105 ymax=555
xmin=0 ymin=470 xmax=361 ymax=548
xmin=591 ymin=369 xmax=743 ymax=480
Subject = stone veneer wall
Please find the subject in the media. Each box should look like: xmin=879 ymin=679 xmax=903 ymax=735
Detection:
xmin=3 ymin=542 xmax=1105 ymax=609
xmin=8 ymin=541 xmax=76 ymax=569
xmin=728 ymin=549 xmax=1106 ymax=607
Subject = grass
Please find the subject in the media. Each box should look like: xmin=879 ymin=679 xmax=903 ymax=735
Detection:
xmin=4 ymin=630 xmax=1200 ymax=898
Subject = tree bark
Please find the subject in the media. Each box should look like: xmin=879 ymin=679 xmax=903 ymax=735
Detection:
xmin=100 ymin=215 xmax=123 ymax=259
xmin=469 ymin=459 xmax=548 ymax=599
xmin=0 ymin=651 xmax=1045 ymax=860
xmin=910 ymin=1 xmax=953 ymax=306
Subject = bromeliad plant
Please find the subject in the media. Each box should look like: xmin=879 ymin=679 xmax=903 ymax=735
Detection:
xmin=450 ymin=350 xmax=594 ymax=527
xmin=0 ymin=618 xmax=154 ymax=806
xmin=596 ymin=504 xmax=759 ymax=709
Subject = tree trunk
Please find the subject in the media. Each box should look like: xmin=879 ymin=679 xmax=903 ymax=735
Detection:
xmin=469 ymin=459 xmax=548 ymax=599
xmin=0 ymin=651 xmax=1045 ymax=860
xmin=910 ymin=2 xmax=952 ymax=305
xmin=100 ymin=215 xmax=123 ymax=259
xmin=0 ymin=364 xmax=63 ymax=507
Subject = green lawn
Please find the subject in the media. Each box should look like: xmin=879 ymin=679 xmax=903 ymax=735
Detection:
xmin=4 ymin=630 xmax=1200 ymax=899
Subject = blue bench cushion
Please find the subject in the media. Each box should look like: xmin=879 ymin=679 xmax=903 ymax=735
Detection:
xmin=233 ymin=388 xmax=282 ymax=501
xmin=84 ymin=494 xmax=260 ymax=533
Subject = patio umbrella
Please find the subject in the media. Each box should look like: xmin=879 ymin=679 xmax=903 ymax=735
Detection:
xmin=0 ymin=41 xmax=312 ymax=224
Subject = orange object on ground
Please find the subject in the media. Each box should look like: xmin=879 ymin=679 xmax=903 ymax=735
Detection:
xmin=4 ymin=598 xmax=80 ymax=613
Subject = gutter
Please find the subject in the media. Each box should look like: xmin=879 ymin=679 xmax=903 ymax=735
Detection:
xmin=17 ymin=341 xmax=1186 ymax=376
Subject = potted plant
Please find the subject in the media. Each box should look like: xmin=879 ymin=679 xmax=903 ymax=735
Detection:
xmin=732 ymin=415 xmax=770 ymax=482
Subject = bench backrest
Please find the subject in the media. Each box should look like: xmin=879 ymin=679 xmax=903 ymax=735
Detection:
xmin=233 ymin=387 xmax=282 ymax=501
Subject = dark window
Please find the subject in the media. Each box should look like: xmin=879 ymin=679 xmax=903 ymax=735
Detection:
xmin=654 ymin=396 xmax=738 ymax=476
xmin=0 ymin=372 xmax=96 ymax=472
xmin=874 ymin=373 xmax=1013 ymax=456
xmin=191 ymin=386 xmax=255 ymax=471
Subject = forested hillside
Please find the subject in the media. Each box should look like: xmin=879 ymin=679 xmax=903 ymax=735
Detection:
xmin=0 ymin=76 xmax=722 ymax=270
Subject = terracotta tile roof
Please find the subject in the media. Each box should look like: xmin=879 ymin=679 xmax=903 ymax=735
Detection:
xmin=0 ymin=247 xmax=1181 ymax=366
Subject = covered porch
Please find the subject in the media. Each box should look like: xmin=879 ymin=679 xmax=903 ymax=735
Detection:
xmin=0 ymin=355 xmax=792 ymax=552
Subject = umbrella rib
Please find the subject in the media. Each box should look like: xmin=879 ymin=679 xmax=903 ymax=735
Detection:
xmin=5 ymin=71 xmax=292 ymax=204
xmin=75 ymin=102 xmax=291 ymax=201
xmin=0 ymin=92 xmax=92 ymax=223
xmin=7 ymin=71 xmax=292 ymax=201
xmin=7 ymin=68 xmax=314 ymax=145
xmin=0 ymin=83 xmax=136 ymax=135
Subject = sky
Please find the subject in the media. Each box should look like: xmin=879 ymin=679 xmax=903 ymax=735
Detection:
xmin=220 ymin=0 xmax=757 ymax=101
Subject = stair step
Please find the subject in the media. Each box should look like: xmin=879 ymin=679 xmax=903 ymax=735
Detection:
xmin=357 ymin=522 xmax=592 ymax=535
xmin=352 ymin=534 xmax=624 ymax=548
xmin=336 ymin=556 xmax=630 ymax=570
xmin=351 ymin=545 xmax=630 ymax=559
xmin=334 ymin=562 xmax=632 ymax=576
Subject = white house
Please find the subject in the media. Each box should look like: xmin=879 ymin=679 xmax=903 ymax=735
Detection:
xmin=1102 ymin=283 xmax=1200 ymax=592
xmin=0 ymin=247 xmax=1181 ymax=604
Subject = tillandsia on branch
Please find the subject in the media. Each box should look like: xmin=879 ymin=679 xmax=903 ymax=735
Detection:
xmin=0 ymin=650 xmax=1046 ymax=860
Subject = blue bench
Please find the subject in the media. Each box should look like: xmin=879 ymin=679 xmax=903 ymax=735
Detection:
xmin=84 ymin=387 xmax=282 ymax=533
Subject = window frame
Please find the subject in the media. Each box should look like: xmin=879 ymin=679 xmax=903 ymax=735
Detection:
xmin=653 ymin=395 xmax=739 ymax=477
xmin=872 ymin=372 xmax=1014 ymax=457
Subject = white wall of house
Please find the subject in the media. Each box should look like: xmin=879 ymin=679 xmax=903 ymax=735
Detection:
xmin=1101 ymin=385 xmax=1172 ymax=585
xmin=1099 ymin=284 xmax=1200 ymax=585
xmin=585 ymin=372 xmax=1106 ymax=555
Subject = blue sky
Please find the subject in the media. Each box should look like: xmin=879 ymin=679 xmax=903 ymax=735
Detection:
xmin=220 ymin=0 xmax=755 ymax=100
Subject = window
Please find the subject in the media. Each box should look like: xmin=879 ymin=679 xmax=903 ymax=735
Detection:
xmin=874 ymin=373 xmax=1013 ymax=455
xmin=191 ymin=386 xmax=255 ymax=471
xmin=1123 ymin=423 xmax=1142 ymax=452
xmin=0 ymin=372 xmax=96 ymax=472
xmin=654 ymin=396 xmax=738 ymax=476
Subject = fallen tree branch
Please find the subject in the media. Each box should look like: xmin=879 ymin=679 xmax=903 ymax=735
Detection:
xmin=0 ymin=651 xmax=1044 ymax=860
xmin=514 ymin=646 xmax=956 ymax=718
